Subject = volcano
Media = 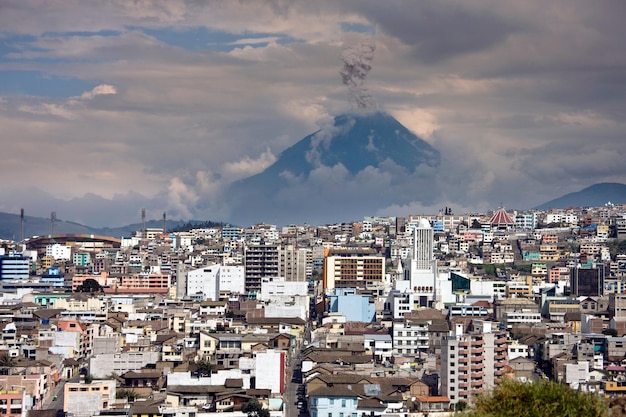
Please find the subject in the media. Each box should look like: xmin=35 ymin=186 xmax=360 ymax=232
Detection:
xmin=226 ymin=111 xmax=441 ymax=225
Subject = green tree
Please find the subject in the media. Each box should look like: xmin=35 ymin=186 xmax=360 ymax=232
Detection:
xmin=194 ymin=356 xmax=215 ymax=377
xmin=116 ymin=388 xmax=138 ymax=402
xmin=242 ymin=398 xmax=270 ymax=417
xmin=0 ymin=353 xmax=16 ymax=375
xmin=462 ymin=380 xmax=607 ymax=417
xmin=76 ymin=278 xmax=103 ymax=293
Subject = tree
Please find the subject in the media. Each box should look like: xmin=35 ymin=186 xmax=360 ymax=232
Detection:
xmin=194 ymin=357 xmax=215 ymax=377
xmin=462 ymin=380 xmax=607 ymax=417
xmin=116 ymin=388 xmax=138 ymax=402
xmin=603 ymin=328 xmax=618 ymax=337
xmin=242 ymin=398 xmax=270 ymax=417
xmin=76 ymin=278 xmax=103 ymax=293
xmin=0 ymin=353 xmax=15 ymax=375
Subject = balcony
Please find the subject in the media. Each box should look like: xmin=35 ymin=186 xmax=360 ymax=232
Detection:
xmin=471 ymin=380 xmax=484 ymax=388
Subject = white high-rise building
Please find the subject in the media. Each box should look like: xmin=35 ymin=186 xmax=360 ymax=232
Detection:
xmin=397 ymin=219 xmax=438 ymax=307
xmin=413 ymin=219 xmax=434 ymax=270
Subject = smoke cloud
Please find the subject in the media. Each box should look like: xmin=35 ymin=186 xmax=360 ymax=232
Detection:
xmin=340 ymin=40 xmax=377 ymax=111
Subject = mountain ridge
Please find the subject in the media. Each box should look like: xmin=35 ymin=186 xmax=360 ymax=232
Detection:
xmin=533 ymin=182 xmax=626 ymax=210
xmin=226 ymin=111 xmax=442 ymax=225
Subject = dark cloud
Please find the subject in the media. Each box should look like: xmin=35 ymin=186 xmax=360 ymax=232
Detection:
xmin=1 ymin=1 xmax=625 ymax=227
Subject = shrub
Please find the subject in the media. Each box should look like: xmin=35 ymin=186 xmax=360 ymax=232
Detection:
xmin=462 ymin=380 xmax=608 ymax=417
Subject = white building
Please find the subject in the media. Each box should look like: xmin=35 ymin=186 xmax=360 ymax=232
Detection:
xmin=255 ymin=349 xmax=285 ymax=394
xmin=187 ymin=265 xmax=245 ymax=301
xmin=259 ymin=277 xmax=308 ymax=300
xmin=397 ymin=219 xmax=438 ymax=308
xmin=46 ymin=244 xmax=72 ymax=260
xmin=392 ymin=320 xmax=430 ymax=357
xmin=565 ymin=361 xmax=589 ymax=390
xmin=502 ymin=310 xmax=542 ymax=330
xmin=364 ymin=334 xmax=393 ymax=363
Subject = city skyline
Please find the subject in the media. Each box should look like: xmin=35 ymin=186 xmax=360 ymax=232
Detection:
xmin=1 ymin=1 xmax=625 ymax=227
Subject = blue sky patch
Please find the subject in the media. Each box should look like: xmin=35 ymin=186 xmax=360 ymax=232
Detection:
xmin=0 ymin=70 xmax=94 ymax=97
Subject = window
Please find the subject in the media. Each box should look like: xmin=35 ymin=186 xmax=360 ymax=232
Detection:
xmin=342 ymin=399 xmax=346 ymax=407
xmin=330 ymin=399 xmax=334 ymax=405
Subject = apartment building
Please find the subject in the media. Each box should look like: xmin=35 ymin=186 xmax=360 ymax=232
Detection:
xmin=322 ymin=248 xmax=385 ymax=291
xmin=392 ymin=319 xmax=430 ymax=357
xmin=441 ymin=322 xmax=508 ymax=406
xmin=244 ymin=242 xmax=279 ymax=294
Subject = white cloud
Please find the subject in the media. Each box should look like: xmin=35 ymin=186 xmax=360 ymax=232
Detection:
xmin=80 ymin=84 xmax=117 ymax=100
xmin=222 ymin=148 xmax=277 ymax=181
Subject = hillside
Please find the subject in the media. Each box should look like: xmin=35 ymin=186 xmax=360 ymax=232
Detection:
xmin=534 ymin=182 xmax=626 ymax=210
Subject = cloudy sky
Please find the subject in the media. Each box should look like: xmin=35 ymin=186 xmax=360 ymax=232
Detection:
xmin=1 ymin=0 xmax=625 ymax=227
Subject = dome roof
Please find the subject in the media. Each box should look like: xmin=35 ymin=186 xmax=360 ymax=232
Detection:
xmin=418 ymin=218 xmax=431 ymax=228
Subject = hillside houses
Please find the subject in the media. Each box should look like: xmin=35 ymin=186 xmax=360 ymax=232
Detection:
xmin=1 ymin=204 xmax=626 ymax=415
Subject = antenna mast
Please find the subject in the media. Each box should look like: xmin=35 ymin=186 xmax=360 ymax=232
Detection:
xmin=20 ymin=208 xmax=24 ymax=242
xmin=141 ymin=208 xmax=146 ymax=239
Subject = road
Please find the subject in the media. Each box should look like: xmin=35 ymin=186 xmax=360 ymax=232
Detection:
xmin=284 ymin=349 xmax=307 ymax=417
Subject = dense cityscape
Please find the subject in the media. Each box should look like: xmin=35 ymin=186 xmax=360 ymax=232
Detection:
xmin=1 ymin=204 xmax=626 ymax=417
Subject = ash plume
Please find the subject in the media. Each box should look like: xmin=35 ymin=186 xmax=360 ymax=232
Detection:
xmin=340 ymin=40 xmax=377 ymax=111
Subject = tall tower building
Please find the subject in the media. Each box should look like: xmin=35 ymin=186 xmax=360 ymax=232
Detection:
xmin=244 ymin=242 xmax=279 ymax=295
xmin=279 ymin=245 xmax=313 ymax=282
xmin=413 ymin=218 xmax=434 ymax=271
xmin=441 ymin=322 xmax=508 ymax=407
xmin=571 ymin=265 xmax=605 ymax=297
xmin=399 ymin=218 xmax=438 ymax=307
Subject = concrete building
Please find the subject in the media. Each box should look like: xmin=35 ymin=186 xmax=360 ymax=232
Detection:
xmin=254 ymin=349 xmax=285 ymax=394
xmin=279 ymin=245 xmax=312 ymax=282
xmin=187 ymin=265 xmax=245 ymax=301
xmin=571 ymin=266 xmax=605 ymax=297
xmin=392 ymin=319 xmax=430 ymax=357
xmin=397 ymin=219 xmax=438 ymax=307
xmin=64 ymin=379 xmax=116 ymax=416
xmin=0 ymin=254 xmax=30 ymax=281
xmin=322 ymin=249 xmax=385 ymax=291
xmin=89 ymin=351 xmax=161 ymax=379
xmin=441 ymin=322 xmax=508 ymax=406
xmin=244 ymin=242 xmax=279 ymax=294
xmin=326 ymin=288 xmax=376 ymax=322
